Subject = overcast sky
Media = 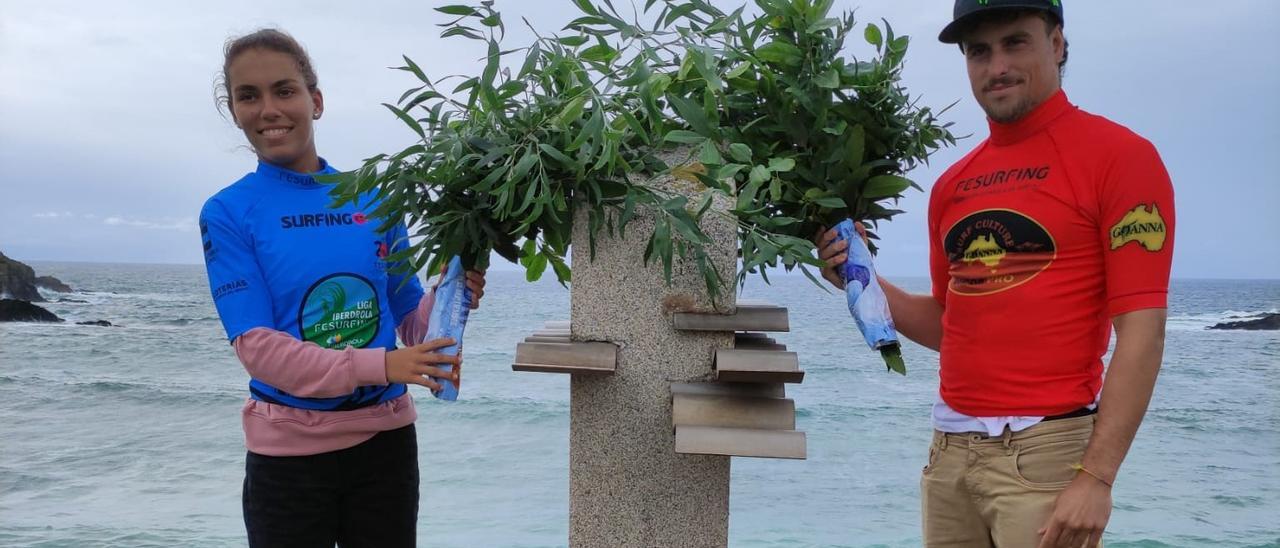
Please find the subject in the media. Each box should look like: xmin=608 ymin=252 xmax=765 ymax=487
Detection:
xmin=1 ymin=0 xmax=1277 ymax=279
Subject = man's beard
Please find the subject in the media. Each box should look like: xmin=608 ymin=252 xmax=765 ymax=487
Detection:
xmin=983 ymin=95 xmax=1039 ymax=124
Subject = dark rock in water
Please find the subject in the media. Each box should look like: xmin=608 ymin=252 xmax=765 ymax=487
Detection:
xmin=58 ymin=298 xmax=89 ymax=304
xmin=76 ymin=320 xmax=114 ymax=327
xmin=0 ymin=251 xmax=44 ymax=302
xmin=1208 ymin=313 xmax=1280 ymax=331
xmin=35 ymin=275 xmax=73 ymax=293
xmin=0 ymin=299 xmax=63 ymax=323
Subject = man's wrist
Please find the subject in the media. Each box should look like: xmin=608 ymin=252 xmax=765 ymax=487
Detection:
xmin=1072 ymin=463 xmax=1115 ymax=488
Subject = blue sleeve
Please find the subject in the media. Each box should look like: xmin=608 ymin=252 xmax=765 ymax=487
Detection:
xmin=200 ymin=198 xmax=276 ymax=343
xmin=384 ymin=221 xmax=426 ymax=325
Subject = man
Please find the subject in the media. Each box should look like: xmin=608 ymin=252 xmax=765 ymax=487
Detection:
xmin=817 ymin=1 xmax=1175 ymax=546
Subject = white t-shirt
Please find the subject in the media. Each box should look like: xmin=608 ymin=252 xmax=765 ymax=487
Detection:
xmin=931 ymin=393 xmax=1098 ymax=436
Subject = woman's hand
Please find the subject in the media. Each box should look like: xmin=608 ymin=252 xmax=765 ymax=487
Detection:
xmin=432 ymin=266 xmax=487 ymax=309
xmin=385 ymin=337 xmax=460 ymax=390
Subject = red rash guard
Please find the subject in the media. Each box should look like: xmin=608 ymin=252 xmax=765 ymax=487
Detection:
xmin=928 ymin=90 xmax=1175 ymax=417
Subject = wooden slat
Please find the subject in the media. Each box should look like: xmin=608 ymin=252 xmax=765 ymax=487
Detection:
xmin=543 ymin=320 xmax=571 ymax=330
xmin=670 ymin=382 xmax=785 ymax=399
xmin=717 ymin=369 xmax=803 ymax=383
xmin=672 ymin=392 xmax=795 ymax=430
xmin=714 ymin=349 xmax=804 ymax=383
xmin=733 ymin=333 xmax=786 ymax=351
xmin=512 ymin=341 xmax=616 ymax=374
xmin=675 ymin=426 xmax=806 ymax=459
xmin=524 ymin=335 xmax=572 ymax=343
xmin=734 ymin=341 xmax=787 ymax=351
xmin=672 ymin=304 xmax=789 ymax=332
xmin=512 ymin=362 xmax=613 ymax=374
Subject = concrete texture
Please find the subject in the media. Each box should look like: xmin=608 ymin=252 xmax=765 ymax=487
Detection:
xmin=568 ymin=147 xmax=738 ymax=548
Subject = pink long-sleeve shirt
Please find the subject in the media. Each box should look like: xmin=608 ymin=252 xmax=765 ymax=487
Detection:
xmin=232 ymin=290 xmax=435 ymax=456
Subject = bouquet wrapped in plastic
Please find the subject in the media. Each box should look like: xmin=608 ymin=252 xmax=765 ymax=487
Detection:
xmin=834 ymin=219 xmax=905 ymax=374
xmin=425 ymin=256 xmax=473 ymax=400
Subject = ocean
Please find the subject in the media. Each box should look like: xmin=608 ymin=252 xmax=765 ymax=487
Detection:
xmin=1 ymin=262 xmax=1277 ymax=548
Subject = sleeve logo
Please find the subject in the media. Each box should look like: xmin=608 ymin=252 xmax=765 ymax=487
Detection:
xmin=211 ymin=279 xmax=249 ymax=300
xmin=1109 ymin=204 xmax=1166 ymax=252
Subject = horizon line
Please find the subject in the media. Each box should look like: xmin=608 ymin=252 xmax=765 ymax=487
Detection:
xmin=10 ymin=258 xmax=1280 ymax=283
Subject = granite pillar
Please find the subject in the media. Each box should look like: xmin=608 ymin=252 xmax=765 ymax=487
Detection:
xmin=568 ymin=149 xmax=738 ymax=548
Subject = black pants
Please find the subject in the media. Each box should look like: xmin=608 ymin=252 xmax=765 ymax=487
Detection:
xmin=243 ymin=424 xmax=419 ymax=548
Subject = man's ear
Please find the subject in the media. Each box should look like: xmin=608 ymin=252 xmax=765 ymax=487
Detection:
xmin=1051 ymin=25 xmax=1065 ymax=65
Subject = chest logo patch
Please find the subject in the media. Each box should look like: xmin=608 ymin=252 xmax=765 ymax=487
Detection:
xmin=944 ymin=209 xmax=1057 ymax=295
xmin=299 ymin=273 xmax=380 ymax=349
xmin=1109 ymin=204 xmax=1166 ymax=252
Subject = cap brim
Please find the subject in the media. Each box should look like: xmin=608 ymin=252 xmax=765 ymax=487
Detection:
xmin=938 ymin=19 xmax=968 ymax=44
xmin=937 ymin=4 xmax=1063 ymax=44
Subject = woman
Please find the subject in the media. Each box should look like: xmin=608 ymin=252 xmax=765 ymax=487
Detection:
xmin=199 ymin=28 xmax=484 ymax=547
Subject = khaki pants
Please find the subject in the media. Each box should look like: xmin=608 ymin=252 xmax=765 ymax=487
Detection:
xmin=921 ymin=415 xmax=1101 ymax=547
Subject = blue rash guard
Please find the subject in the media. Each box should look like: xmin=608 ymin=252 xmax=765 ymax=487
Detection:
xmin=200 ymin=159 xmax=424 ymax=411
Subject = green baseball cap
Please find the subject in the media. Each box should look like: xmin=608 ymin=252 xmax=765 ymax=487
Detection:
xmin=938 ymin=0 xmax=1064 ymax=43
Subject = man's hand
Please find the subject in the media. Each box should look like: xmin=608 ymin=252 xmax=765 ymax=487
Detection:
xmin=814 ymin=223 xmax=869 ymax=290
xmin=385 ymin=337 xmax=461 ymax=390
xmin=1037 ymin=474 xmax=1112 ymax=548
xmin=1036 ymin=307 xmax=1165 ymax=547
xmin=464 ymin=269 xmax=486 ymax=309
xmin=433 ymin=266 xmax=487 ymax=309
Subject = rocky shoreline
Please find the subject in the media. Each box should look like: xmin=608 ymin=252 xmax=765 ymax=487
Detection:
xmin=0 ymin=299 xmax=64 ymax=322
xmin=0 ymin=251 xmax=113 ymax=325
xmin=1207 ymin=313 xmax=1280 ymax=331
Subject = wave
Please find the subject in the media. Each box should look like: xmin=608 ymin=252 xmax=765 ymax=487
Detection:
xmin=1167 ymin=308 xmax=1279 ymax=331
xmin=72 ymin=379 xmax=241 ymax=400
xmin=0 ymin=526 xmax=232 ymax=548
xmin=149 ymin=317 xmax=220 ymax=327
xmin=2 ymin=374 xmax=242 ymax=406
xmin=420 ymin=394 xmax=569 ymax=424
xmin=36 ymin=288 xmax=105 ymax=303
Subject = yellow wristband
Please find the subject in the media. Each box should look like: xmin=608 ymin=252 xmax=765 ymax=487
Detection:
xmin=1071 ymin=463 xmax=1113 ymax=488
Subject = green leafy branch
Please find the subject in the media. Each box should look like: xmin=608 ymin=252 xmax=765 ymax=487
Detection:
xmin=327 ymin=0 xmax=954 ymax=306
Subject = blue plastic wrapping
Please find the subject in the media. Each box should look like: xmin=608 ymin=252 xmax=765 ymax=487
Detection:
xmin=424 ymin=256 xmax=472 ymax=401
xmin=834 ymin=218 xmax=900 ymax=351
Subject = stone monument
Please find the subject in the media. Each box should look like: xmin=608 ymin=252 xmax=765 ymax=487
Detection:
xmin=513 ymin=150 xmax=805 ymax=547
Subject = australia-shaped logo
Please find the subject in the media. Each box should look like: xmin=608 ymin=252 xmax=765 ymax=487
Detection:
xmin=962 ymin=234 xmax=1007 ymax=272
xmin=298 ymin=274 xmax=380 ymax=349
xmin=944 ymin=209 xmax=1056 ymax=295
xmin=1109 ymin=204 xmax=1166 ymax=252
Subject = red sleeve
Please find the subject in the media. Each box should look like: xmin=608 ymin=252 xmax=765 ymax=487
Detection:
xmin=1097 ymin=137 xmax=1175 ymax=316
xmin=928 ymin=179 xmax=950 ymax=308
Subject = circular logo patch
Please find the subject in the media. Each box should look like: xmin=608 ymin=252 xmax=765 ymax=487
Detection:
xmin=299 ymin=274 xmax=380 ymax=348
xmin=944 ymin=209 xmax=1056 ymax=296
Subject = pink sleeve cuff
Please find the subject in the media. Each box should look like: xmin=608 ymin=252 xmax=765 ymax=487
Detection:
xmin=350 ymin=347 xmax=389 ymax=387
xmin=396 ymin=290 xmax=435 ymax=346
